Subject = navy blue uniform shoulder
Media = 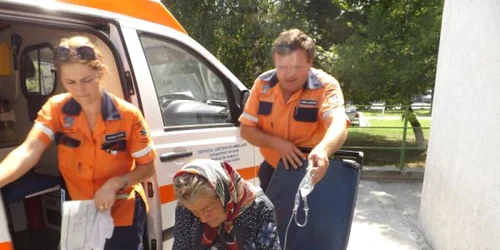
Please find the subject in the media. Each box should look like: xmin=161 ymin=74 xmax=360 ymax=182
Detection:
xmin=258 ymin=69 xmax=276 ymax=81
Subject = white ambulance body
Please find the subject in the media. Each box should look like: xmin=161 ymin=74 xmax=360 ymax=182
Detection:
xmin=0 ymin=1 xmax=262 ymax=249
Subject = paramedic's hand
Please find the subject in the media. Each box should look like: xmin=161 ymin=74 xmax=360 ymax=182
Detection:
xmin=94 ymin=177 xmax=120 ymax=211
xmin=272 ymin=137 xmax=306 ymax=170
xmin=307 ymin=147 xmax=329 ymax=185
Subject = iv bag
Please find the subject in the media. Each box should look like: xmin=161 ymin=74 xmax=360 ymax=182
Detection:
xmin=299 ymin=168 xmax=315 ymax=197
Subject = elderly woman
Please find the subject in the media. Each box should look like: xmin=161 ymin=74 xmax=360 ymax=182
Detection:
xmin=0 ymin=36 xmax=156 ymax=249
xmin=172 ymin=159 xmax=281 ymax=250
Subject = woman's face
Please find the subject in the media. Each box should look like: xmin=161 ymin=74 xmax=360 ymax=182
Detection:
xmin=59 ymin=62 xmax=101 ymax=102
xmin=184 ymin=193 xmax=226 ymax=228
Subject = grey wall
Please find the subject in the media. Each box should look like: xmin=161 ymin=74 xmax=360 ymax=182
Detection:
xmin=418 ymin=0 xmax=500 ymax=249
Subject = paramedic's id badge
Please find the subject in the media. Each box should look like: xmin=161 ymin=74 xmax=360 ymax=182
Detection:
xmin=63 ymin=116 xmax=75 ymax=129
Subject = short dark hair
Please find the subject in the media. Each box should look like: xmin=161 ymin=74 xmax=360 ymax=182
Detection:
xmin=272 ymin=29 xmax=315 ymax=61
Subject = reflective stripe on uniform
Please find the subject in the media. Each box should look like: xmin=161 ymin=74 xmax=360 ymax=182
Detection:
xmin=132 ymin=143 xmax=153 ymax=158
xmin=34 ymin=122 xmax=55 ymax=141
xmin=241 ymin=112 xmax=258 ymax=123
xmin=323 ymin=108 xmax=349 ymax=125
xmin=323 ymin=109 xmax=334 ymax=121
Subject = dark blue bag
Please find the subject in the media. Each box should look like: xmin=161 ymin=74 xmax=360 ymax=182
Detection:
xmin=265 ymin=150 xmax=363 ymax=250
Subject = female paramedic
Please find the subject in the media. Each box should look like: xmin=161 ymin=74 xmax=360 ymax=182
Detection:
xmin=0 ymin=36 xmax=156 ymax=250
xmin=172 ymin=159 xmax=281 ymax=250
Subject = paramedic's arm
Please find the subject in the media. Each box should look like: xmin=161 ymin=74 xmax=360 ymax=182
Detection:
xmin=122 ymin=160 xmax=156 ymax=187
xmin=317 ymin=111 xmax=348 ymax=156
xmin=95 ymin=160 xmax=156 ymax=210
xmin=308 ymin=81 xmax=349 ymax=184
xmin=239 ymin=81 xmax=305 ymax=169
xmin=0 ymin=97 xmax=57 ymax=187
xmin=101 ymin=160 xmax=156 ymax=194
xmin=308 ymin=110 xmax=348 ymax=185
xmin=240 ymin=124 xmax=305 ymax=169
xmin=122 ymin=109 xmax=157 ymax=186
xmin=0 ymin=137 xmax=47 ymax=187
xmin=94 ymin=109 xmax=156 ymax=209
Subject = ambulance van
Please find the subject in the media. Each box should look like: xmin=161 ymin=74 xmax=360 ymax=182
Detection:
xmin=0 ymin=0 xmax=262 ymax=249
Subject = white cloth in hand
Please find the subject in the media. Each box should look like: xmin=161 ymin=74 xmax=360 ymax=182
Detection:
xmin=87 ymin=209 xmax=114 ymax=250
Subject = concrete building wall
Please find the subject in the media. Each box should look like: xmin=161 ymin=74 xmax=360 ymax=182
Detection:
xmin=419 ymin=1 xmax=500 ymax=249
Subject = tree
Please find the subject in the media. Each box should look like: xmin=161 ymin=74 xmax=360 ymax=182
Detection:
xmin=332 ymin=0 xmax=443 ymax=145
xmin=163 ymin=0 xmax=280 ymax=87
xmin=162 ymin=0 xmax=443 ymax=106
xmin=402 ymin=107 xmax=426 ymax=148
xmin=273 ymin=0 xmax=371 ymax=75
xmin=333 ymin=0 xmax=443 ymax=105
xmin=163 ymin=0 xmax=372 ymax=87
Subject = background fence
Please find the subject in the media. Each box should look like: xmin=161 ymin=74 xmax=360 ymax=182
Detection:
xmin=341 ymin=104 xmax=431 ymax=170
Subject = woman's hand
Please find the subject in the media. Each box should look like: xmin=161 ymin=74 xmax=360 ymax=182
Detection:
xmin=94 ymin=176 xmax=122 ymax=211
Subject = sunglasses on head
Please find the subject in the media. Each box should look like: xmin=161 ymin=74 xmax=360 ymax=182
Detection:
xmin=53 ymin=46 xmax=96 ymax=61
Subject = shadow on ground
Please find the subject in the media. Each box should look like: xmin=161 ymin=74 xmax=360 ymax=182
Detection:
xmin=347 ymin=181 xmax=432 ymax=250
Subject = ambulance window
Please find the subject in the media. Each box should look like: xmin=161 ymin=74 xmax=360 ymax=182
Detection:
xmin=139 ymin=35 xmax=231 ymax=127
xmin=20 ymin=43 xmax=56 ymax=97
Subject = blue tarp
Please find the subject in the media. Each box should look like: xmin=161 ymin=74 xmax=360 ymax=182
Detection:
xmin=265 ymin=152 xmax=362 ymax=250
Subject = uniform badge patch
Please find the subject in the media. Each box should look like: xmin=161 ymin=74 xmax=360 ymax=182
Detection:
xmin=262 ymin=84 xmax=270 ymax=94
xmin=329 ymin=94 xmax=339 ymax=103
xmin=63 ymin=116 xmax=75 ymax=129
xmin=134 ymin=121 xmax=149 ymax=143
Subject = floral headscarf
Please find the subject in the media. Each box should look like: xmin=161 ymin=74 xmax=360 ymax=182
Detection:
xmin=173 ymin=159 xmax=261 ymax=250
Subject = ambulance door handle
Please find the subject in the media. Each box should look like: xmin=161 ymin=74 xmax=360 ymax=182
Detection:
xmin=160 ymin=151 xmax=193 ymax=162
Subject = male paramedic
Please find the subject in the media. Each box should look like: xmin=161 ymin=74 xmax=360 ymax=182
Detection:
xmin=239 ymin=29 xmax=349 ymax=191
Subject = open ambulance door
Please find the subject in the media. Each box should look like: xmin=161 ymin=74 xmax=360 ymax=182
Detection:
xmin=119 ymin=21 xmax=259 ymax=233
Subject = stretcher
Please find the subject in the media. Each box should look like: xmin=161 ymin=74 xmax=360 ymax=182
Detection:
xmin=265 ymin=150 xmax=363 ymax=250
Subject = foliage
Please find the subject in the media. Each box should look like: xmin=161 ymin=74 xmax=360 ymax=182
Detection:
xmin=332 ymin=0 xmax=444 ymax=104
xmin=162 ymin=0 xmax=444 ymax=104
xmin=163 ymin=0 xmax=280 ymax=87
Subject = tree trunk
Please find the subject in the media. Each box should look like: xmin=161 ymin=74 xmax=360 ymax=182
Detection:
xmin=403 ymin=108 xmax=426 ymax=149
xmin=409 ymin=118 xmax=425 ymax=148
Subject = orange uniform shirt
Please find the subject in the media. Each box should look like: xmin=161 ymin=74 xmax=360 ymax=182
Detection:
xmin=239 ymin=68 xmax=349 ymax=167
xmin=28 ymin=92 xmax=156 ymax=226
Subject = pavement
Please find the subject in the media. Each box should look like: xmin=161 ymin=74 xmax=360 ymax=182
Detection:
xmin=162 ymin=177 xmax=431 ymax=250
xmin=347 ymin=180 xmax=431 ymax=250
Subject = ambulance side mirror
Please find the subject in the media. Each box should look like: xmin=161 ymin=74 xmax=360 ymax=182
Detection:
xmin=240 ymin=90 xmax=250 ymax=113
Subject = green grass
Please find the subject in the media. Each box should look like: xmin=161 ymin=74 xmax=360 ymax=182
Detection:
xmin=362 ymin=110 xmax=432 ymax=117
xmin=362 ymin=119 xmax=431 ymax=139
xmin=342 ymin=117 xmax=431 ymax=168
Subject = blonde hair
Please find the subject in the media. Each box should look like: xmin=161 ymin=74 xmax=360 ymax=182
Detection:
xmin=55 ymin=36 xmax=107 ymax=77
xmin=273 ymin=29 xmax=315 ymax=61
xmin=173 ymin=173 xmax=216 ymax=205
